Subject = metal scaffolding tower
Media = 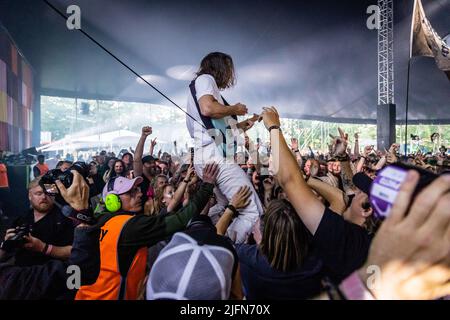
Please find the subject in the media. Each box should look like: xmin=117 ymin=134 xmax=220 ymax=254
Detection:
xmin=377 ymin=0 xmax=394 ymax=104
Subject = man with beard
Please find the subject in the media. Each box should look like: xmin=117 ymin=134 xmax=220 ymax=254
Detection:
xmin=0 ymin=178 xmax=74 ymax=266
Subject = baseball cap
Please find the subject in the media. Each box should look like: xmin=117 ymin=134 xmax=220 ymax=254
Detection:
xmin=352 ymin=172 xmax=373 ymax=195
xmin=142 ymin=155 xmax=157 ymax=164
xmin=146 ymin=231 xmax=235 ymax=300
xmin=102 ymin=176 xmax=143 ymax=201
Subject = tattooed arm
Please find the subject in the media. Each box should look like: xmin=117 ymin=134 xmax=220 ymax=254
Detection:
xmin=340 ymin=160 xmax=357 ymax=195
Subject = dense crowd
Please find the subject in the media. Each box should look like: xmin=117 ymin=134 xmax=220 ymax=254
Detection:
xmin=0 ymin=109 xmax=449 ymax=300
xmin=0 ymin=50 xmax=449 ymax=301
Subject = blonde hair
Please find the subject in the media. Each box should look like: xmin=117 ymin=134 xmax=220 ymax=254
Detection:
xmin=28 ymin=177 xmax=42 ymax=191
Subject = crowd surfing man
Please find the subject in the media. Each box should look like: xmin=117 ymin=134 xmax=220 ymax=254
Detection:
xmin=186 ymin=52 xmax=263 ymax=243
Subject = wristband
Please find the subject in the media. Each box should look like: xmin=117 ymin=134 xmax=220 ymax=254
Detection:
xmin=226 ymin=204 xmax=239 ymax=218
xmin=268 ymin=125 xmax=280 ymax=133
xmin=46 ymin=244 xmax=53 ymax=256
xmin=339 ymin=271 xmax=375 ymax=300
xmin=183 ymin=179 xmax=191 ymax=183
xmin=42 ymin=243 xmax=49 ymax=254
xmin=293 ymin=149 xmax=299 ymax=153
xmin=61 ymin=206 xmax=96 ymax=226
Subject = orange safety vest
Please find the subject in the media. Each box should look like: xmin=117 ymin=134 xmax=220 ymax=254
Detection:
xmin=35 ymin=163 xmax=49 ymax=176
xmin=75 ymin=214 xmax=148 ymax=300
xmin=0 ymin=163 xmax=8 ymax=188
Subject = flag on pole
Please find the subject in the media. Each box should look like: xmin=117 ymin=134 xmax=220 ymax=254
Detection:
xmin=410 ymin=0 xmax=450 ymax=79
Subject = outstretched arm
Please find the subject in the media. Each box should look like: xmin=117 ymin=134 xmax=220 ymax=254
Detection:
xmin=307 ymin=178 xmax=347 ymax=214
xmin=261 ymin=107 xmax=325 ymax=234
xmin=353 ymin=133 xmax=360 ymax=157
xmin=133 ymin=126 xmax=152 ymax=177
xmin=166 ymin=164 xmax=194 ymax=213
xmin=216 ymin=186 xmax=251 ymax=236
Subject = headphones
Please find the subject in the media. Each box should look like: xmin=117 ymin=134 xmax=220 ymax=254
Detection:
xmin=104 ymin=177 xmax=122 ymax=212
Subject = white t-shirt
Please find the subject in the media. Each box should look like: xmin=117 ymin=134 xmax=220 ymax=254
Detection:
xmin=186 ymin=74 xmax=235 ymax=148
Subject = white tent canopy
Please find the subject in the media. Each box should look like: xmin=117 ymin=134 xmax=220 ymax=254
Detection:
xmin=38 ymin=129 xmax=143 ymax=152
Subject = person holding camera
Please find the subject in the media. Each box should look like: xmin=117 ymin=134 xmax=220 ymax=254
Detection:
xmin=0 ymin=177 xmax=74 ymax=266
xmin=0 ymin=170 xmax=100 ymax=300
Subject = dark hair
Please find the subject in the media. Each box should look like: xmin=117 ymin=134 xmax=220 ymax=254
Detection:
xmin=110 ymin=159 xmax=126 ymax=178
xmin=196 ymin=52 xmax=236 ymax=89
xmin=259 ymin=199 xmax=310 ymax=272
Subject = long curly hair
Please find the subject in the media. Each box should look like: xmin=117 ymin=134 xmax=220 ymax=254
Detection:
xmin=196 ymin=52 xmax=236 ymax=89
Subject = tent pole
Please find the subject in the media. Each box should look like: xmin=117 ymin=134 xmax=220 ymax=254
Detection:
xmin=404 ymin=58 xmax=412 ymax=156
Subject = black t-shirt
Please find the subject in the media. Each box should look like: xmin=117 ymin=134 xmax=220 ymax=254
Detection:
xmin=312 ymin=207 xmax=371 ymax=282
xmin=11 ymin=207 xmax=75 ymax=267
xmin=236 ymin=243 xmax=324 ymax=300
xmin=140 ymin=175 xmax=152 ymax=208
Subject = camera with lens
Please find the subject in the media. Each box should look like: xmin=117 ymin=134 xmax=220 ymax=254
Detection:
xmin=0 ymin=225 xmax=32 ymax=252
xmin=39 ymin=161 xmax=90 ymax=203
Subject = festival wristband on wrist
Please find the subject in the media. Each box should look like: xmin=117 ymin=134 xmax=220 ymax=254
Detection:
xmin=46 ymin=245 xmax=53 ymax=256
xmin=268 ymin=125 xmax=280 ymax=133
xmin=226 ymin=204 xmax=239 ymax=218
xmin=338 ymin=271 xmax=375 ymax=300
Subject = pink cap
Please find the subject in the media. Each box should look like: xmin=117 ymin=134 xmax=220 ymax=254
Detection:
xmin=102 ymin=176 xmax=143 ymax=201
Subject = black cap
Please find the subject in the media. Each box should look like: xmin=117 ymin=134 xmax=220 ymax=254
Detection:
xmin=352 ymin=172 xmax=373 ymax=195
xmin=142 ymin=155 xmax=157 ymax=164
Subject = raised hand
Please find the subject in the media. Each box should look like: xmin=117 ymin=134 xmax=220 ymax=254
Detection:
xmin=185 ymin=163 xmax=195 ymax=181
xmin=55 ymin=170 xmax=89 ymax=211
xmin=230 ymin=186 xmax=252 ymax=210
xmin=290 ymin=138 xmax=299 ymax=151
xmin=261 ymin=106 xmax=281 ymax=130
xmin=329 ymin=127 xmax=348 ymax=156
xmin=151 ymin=137 xmax=157 ymax=148
xmin=141 ymin=126 xmax=153 ymax=137
xmin=363 ymin=145 xmax=373 ymax=157
xmin=202 ymin=162 xmax=220 ymax=185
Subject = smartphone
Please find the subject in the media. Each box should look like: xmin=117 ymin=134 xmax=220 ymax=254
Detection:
xmin=190 ymin=147 xmax=194 ymax=162
xmin=369 ymin=163 xmax=438 ymax=219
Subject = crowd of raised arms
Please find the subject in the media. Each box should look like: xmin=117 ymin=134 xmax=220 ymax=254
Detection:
xmin=0 ymin=107 xmax=449 ymax=300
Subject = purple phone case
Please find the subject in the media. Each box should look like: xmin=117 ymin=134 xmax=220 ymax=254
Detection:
xmin=369 ymin=166 xmax=408 ymax=219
